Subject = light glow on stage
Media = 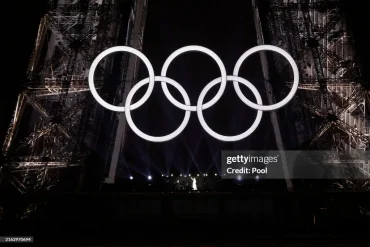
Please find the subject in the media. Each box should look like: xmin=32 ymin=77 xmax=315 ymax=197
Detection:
xmin=191 ymin=177 xmax=197 ymax=191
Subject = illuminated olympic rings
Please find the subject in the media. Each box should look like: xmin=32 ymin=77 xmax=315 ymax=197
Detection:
xmin=88 ymin=45 xmax=299 ymax=142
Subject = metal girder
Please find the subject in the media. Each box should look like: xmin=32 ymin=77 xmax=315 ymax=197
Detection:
xmin=8 ymin=162 xmax=79 ymax=171
xmin=288 ymin=83 xmax=355 ymax=90
xmin=297 ymin=98 xmax=370 ymax=150
xmin=335 ymin=87 xmax=364 ymax=115
xmin=49 ymin=3 xmax=117 ymax=13
xmin=297 ymin=98 xmax=327 ymax=117
xmin=270 ymin=0 xmax=341 ymax=11
xmin=2 ymin=94 xmax=27 ymax=154
xmin=288 ymin=81 xmax=366 ymax=118
xmin=286 ymin=78 xmax=358 ymax=90
xmin=335 ymin=121 xmax=370 ymax=147
xmin=300 ymin=11 xmax=326 ymax=83
xmin=23 ymin=91 xmax=76 ymax=141
xmin=310 ymin=122 xmax=333 ymax=146
xmin=30 ymin=78 xmax=104 ymax=97
xmin=105 ymin=0 xmax=148 ymax=184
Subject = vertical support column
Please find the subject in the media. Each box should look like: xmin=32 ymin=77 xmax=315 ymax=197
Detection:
xmin=106 ymin=0 xmax=148 ymax=183
xmin=106 ymin=102 xmax=128 ymax=183
xmin=252 ymin=0 xmax=293 ymax=191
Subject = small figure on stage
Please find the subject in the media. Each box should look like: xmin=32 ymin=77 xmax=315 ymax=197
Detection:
xmin=191 ymin=177 xmax=197 ymax=191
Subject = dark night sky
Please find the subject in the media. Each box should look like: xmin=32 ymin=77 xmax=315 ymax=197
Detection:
xmin=120 ymin=0 xmax=276 ymax=177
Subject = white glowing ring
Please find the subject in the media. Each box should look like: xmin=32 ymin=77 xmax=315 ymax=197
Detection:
xmin=89 ymin=45 xmax=299 ymax=142
xmin=197 ymin=76 xmax=263 ymax=142
xmin=125 ymin=76 xmax=191 ymax=142
xmin=160 ymin=46 xmax=227 ymax=111
xmin=233 ymin=45 xmax=299 ymax=111
xmin=89 ymin=46 xmax=155 ymax=112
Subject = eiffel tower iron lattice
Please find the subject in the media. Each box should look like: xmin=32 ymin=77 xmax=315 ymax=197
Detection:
xmin=1 ymin=0 xmax=148 ymax=193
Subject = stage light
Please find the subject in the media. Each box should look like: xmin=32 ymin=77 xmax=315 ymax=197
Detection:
xmin=197 ymin=174 xmax=199 ymax=176
xmin=148 ymin=175 xmax=152 ymax=180
xmin=205 ymin=174 xmax=208 ymax=177
xmin=162 ymin=174 xmax=164 ymax=177
xmin=215 ymin=173 xmax=217 ymax=176
xmin=184 ymin=175 xmax=187 ymax=177
xmin=180 ymin=174 xmax=182 ymax=176
xmin=189 ymin=174 xmax=191 ymax=177
xmin=129 ymin=176 xmax=133 ymax=180
xmin=171 ymin=174 xmax=173 ymax=177
xmin=237 ymin=175 xmax=242 ymax=180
